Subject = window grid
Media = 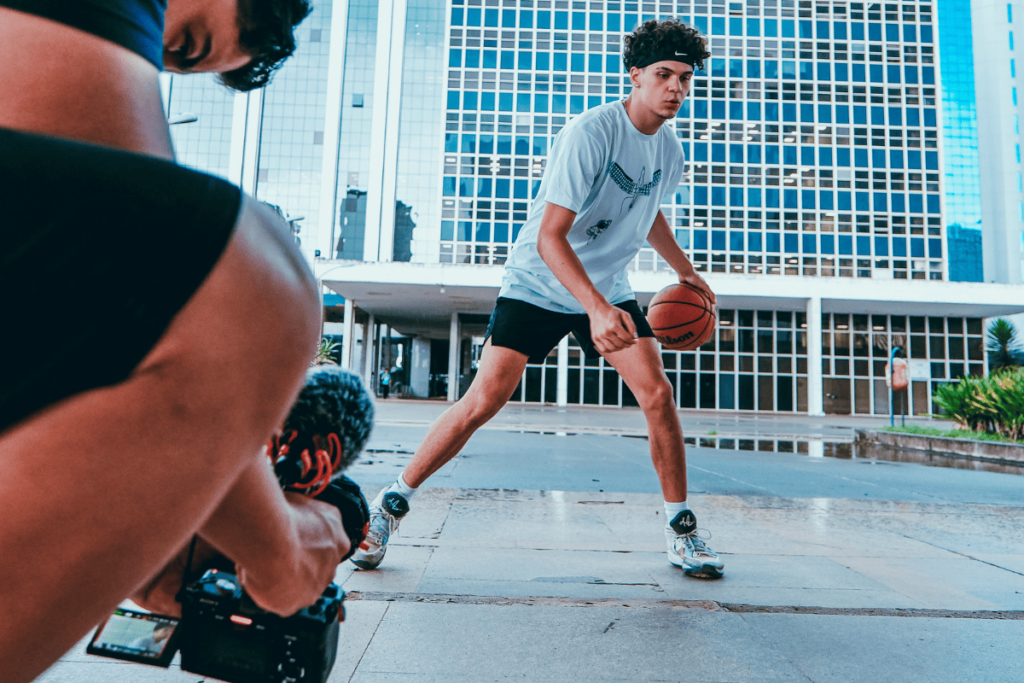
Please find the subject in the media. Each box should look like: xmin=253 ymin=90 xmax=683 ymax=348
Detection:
xmin=509 ymin=308 xmax=809 ymax=412
xmin=820 ymin=313 xmax=985 ymax=416
xmin=439 ymin=0 xmax=946 ymax=281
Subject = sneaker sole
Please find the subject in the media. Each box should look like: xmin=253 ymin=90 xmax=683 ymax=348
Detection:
xmin=682 ymin=563 xmax=724 ymax=580
xmin=668 ymin=553 xmax=724 ymax=579
xmin=350 ymin=551 xmax=385 ymax=570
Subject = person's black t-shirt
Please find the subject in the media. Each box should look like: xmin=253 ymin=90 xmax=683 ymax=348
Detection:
xmin=0 ymin=0 xmax=166 ymax=69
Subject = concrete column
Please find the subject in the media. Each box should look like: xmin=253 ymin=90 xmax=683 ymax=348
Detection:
xmin=410 ymin=337 xmax=430 ymax=398
xmin=363 ymin=0 xmax=397 ymax=262
xmin=228 ymin=89 xmax=264 ymax=196
xmin=364 ymin=313 xmax=376 ymax=390
xmin=806 ymin=296 xmax=825 ymax=416
xmin=556 ymin=335 xmax=569 ymax=407
xmin=355 ymin=322 xmax=368 ymax=375
xmin=447 ymin=312 xmax=461 ymax=401
xmin=375 ymin=0 xmax=408 ymax=262
xmin=227 ymin=91 xmax=249 ymax=189
xmin=158 ymin=73 xmax=172 ymax=114
xmin=317 ymin=0 xmax=351 ymax=260
xmin=340 ymin=298 xmax=355 ymax=369
xmin=379 ymin=324 xmax=390 ymax=374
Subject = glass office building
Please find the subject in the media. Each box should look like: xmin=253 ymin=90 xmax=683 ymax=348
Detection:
xmin=974 ymin=0 xmax=1024 ymax=284
xmin=936 ymin=0 xmax=983 ymax=283
xmin=164 ymin=0 xmax=1023 ymax=416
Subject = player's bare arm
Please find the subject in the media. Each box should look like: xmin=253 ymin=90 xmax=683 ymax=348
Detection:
xmin=646 ymin=210 xmax=716 ymax=305
xmin=535 ymin=202 xmax=638 ymax=354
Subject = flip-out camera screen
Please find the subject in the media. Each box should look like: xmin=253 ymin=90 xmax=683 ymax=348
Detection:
xmin=87 ymin=608 xmax=180 ymax=667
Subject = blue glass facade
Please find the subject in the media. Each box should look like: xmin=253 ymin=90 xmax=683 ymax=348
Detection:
xmin=395 ymin=1 xmax=448 ymax=261
xmin=946 ymin=222 xmax=984 ymax=282
xmin=440 ymin=0 xmax=945 ymax=280
xmin=167 ymin=74 xmax=236 ymax=180
xmin=334 ymin=0 xmax=381 ymax=260
xmin=937 ymin=0 xmax=983 ymax=281
xmin=255 ymin=3 xmax=335 ymax=251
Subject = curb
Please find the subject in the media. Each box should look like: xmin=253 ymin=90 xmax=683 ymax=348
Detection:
xmin=854 ymin=429 xmax=1024 ymax=466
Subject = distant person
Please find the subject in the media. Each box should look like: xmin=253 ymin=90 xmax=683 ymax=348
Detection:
xmin=380 ymin=369 xmax=391 ymax=399
xmin=353 ymin=19 xmax=724 ymax=580
xmin=0 ymin=2 xmax=351 ymax=681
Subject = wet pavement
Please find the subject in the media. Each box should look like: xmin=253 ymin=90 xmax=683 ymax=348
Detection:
xmin=40 ymin=402 xmax=1024 ymax=683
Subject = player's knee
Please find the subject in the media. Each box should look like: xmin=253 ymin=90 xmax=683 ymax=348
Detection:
xmin=462 ymin=392 xmax=505 ymax=426
xmin=637 ymin=378 xmax=675 ymax=413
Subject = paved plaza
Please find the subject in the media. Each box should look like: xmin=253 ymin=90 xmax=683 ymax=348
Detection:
xmin=40 ymin=401 xmax=1024 ymax=682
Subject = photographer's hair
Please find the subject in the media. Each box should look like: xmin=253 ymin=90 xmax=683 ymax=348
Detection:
xmin=269 ymin=366 xmax=375 ymax=495
xmin=623 ymin=18 xmax=711 ymax=72
xmin=218 ymin=0 xmax=313 ymax=92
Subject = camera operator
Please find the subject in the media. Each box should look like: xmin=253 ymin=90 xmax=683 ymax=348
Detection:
xmin=0 ymin=2 xmax=349 ymax=681
xmin=133 ymin=366 xmax=375 ymax=620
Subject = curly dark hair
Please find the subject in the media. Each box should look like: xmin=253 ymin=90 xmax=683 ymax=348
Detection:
xmin=279 ymin=366 xmax=375 ymax=475
xmin=218 ymin=0 xmax=313 ymax=92
xmin=623 ymin=18 xmax=711 ymax=72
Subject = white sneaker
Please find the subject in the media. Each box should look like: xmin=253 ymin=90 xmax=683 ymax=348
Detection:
xmin=350 ymin=489 xmax=409 ymax=570
xmin=665 ymin=510 xmax=724 ymax=579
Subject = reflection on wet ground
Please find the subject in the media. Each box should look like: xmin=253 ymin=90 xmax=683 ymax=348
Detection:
xmin=374 ymin=429 xmax=1024 ymax=477
xmin=686 ymin=435 xmax=1024 ymax=476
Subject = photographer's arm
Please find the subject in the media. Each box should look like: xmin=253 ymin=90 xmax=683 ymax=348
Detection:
xmin=200 ymin=457 xmax=350 ymax=615
xmin=134 ymin=457 xmax=349 ymax=617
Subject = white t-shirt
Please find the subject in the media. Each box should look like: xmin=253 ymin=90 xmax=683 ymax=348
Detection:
xmin=499 ymin=100 xmax=686 ymax=314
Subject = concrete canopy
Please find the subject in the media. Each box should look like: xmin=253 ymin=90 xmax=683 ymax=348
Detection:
xmin=318 ymin=260 xmax=1024 ymax=339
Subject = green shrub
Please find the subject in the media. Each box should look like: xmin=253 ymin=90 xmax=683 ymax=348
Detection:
xmin=932 ymin=372 xmax=1024 ymax=441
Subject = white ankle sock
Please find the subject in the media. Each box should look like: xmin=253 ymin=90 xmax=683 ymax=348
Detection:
xmin=664 ymin=501 xmax=689 ymax=523
xmin=387 ymin=474 xmax=418 ymax=501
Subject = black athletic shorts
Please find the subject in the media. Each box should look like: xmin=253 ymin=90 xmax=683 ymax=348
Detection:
xmin=484 ymin=297 xmax=655 ymax=364
xmin=0 ymin=127 xmax=242 ymax=434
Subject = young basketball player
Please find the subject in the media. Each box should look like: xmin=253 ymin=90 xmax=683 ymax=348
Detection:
xmin=0 ymin=2 xmax=347 ymax=680
xmin=353 ymin=19 xmax=724 ymax=580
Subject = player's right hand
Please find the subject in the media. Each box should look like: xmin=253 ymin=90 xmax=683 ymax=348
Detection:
xmin=589 ymin=304 xmax=637 ymax=356
xmin=237 ymin=492 xmax=351 ymax=617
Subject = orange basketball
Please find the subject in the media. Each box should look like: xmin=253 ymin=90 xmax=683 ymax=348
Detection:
xmin=646 ymin=283 xmax=717 ymax=350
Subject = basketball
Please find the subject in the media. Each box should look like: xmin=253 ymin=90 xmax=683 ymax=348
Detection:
xmin=646 ymin=283 xmax=717 ymax=350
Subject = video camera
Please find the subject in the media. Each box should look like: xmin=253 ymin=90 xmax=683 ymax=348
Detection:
xmin=88 ymin=367 xmax=374 ymax=683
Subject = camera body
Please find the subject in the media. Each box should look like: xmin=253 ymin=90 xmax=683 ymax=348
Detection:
xmin=179 ymin=569 xmax=342 ymax=683
xmin=177 ymin=475 xmax=368 ymax=683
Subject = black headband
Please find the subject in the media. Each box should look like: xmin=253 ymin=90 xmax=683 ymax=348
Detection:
xmin=632 ymin=49 xmax=697 ymax=69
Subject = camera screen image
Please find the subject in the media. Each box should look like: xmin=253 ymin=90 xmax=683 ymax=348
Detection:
xmin=87 ymin=608 xmax=180 ymax=667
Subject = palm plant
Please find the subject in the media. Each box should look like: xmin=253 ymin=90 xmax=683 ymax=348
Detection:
xmin=987 ymin=319 xmax=1024 ymax=373
xmin=313 ymin=337 xmax=341 ymax=366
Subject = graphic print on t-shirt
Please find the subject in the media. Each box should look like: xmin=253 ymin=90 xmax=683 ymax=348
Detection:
xmin=585 ymin=219 xmax=613 ymax=243
xmin=608 ymin=161 xmax=662 ymax=211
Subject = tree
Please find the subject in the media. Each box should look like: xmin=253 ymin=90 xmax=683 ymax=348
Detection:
xmin=986 ymin=318 xmax=1024 ymax=373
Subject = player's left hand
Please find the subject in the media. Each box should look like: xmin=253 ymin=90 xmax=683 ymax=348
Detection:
xmin=677 ymin=266 xmax=716 ymax=305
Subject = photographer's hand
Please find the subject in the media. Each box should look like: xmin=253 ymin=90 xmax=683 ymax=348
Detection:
xmin=132 ymin=537 xmax=222 ymax=617
xmin=235 ymin=491 xmax=349 ymax=616
xmin=197 ymin=457 xmax=351 ymax=617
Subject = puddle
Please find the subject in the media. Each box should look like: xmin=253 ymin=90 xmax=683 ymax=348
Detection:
xmin=688 ymin=436 xmax=1024 ymax=476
